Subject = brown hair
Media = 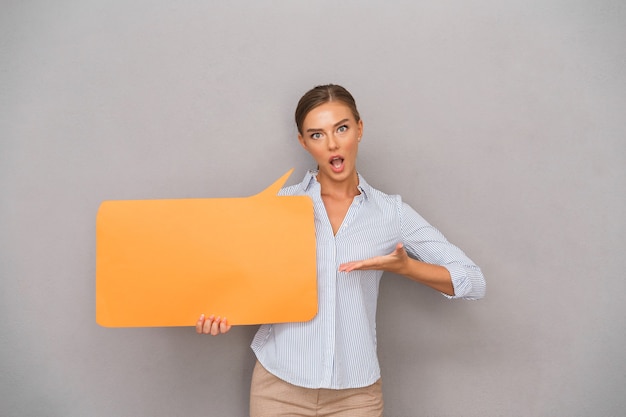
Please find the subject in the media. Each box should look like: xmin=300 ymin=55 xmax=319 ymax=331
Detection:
xmin=295 ymin=84 xmax=361 ymax=135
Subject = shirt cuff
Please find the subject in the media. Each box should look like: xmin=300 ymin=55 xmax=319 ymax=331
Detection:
xmin=442 ymin=263 xmax=485 ymax=300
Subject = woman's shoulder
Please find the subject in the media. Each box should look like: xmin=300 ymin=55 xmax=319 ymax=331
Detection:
xmin=277 ymin=170 xmax=316 ymax=197
xmin=278 ymin=183 xmax=302 ymax=196
xmin=358 ymin=175 xmax=403 ymax=206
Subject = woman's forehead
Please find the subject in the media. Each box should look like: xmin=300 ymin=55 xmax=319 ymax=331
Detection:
xmin=303 ymin=102 xmax=355 ymax=127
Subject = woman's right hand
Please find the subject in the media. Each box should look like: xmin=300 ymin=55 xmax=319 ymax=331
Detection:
xmin=195 ymin=314 xmax=232 ymax=335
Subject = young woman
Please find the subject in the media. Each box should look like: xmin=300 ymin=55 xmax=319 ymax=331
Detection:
xmin=196 ymin=84 xmax=486 ymax=416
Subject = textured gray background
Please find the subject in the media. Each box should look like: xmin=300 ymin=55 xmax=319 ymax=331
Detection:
xmin=1 ymin=1 xmax=625 ymax=416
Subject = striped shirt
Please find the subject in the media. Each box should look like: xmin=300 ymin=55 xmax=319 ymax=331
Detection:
xmin=251 ymin=170 xmax=486 ymax=389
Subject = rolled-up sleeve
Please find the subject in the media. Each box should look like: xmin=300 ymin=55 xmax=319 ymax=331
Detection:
xmin=399 ymin=200 xmax=486 ymax=300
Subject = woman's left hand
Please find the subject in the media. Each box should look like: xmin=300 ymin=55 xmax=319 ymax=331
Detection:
xmin=339 ymin=243 xmax=409 ymax=274
xmin=339 ymin=242 xmax=455 ymax=295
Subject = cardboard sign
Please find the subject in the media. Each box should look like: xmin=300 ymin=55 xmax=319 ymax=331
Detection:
xmin=96 ymin=169 xmax=317 ymax=327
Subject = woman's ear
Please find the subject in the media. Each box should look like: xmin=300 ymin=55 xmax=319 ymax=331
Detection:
xmin=357 ymin=119 xmax=364 ymax=141
xmin=298 ymin=133 xmax=308 ymax=150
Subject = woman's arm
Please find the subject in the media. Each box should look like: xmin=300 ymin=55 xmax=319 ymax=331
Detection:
xmin=339 ymin=243 xmax=455 ymax=296
xmin=340 ymin=199 xmax=485 ymax=299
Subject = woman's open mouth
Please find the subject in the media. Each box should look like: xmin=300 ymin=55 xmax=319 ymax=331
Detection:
xmin=329 ymin=156 xmax=345 ymax=173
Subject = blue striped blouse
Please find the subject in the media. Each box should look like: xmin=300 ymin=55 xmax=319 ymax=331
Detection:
xmin=251 ymin=170 xmax=486 ymax=389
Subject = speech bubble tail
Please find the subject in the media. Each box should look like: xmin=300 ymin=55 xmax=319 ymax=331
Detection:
xmin=255 ymin=168 xmax=295 ymax=197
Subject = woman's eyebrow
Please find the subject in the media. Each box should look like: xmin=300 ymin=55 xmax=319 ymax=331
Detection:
xmin=305 ymin=119 xmax=350 ymax=133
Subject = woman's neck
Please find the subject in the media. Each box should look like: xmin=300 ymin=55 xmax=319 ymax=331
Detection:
xmin=316 ymin=170 xmax=360 ymax=199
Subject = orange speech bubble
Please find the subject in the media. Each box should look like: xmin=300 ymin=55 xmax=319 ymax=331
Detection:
xmin=96 ymin=169 xmax=317 ymax=327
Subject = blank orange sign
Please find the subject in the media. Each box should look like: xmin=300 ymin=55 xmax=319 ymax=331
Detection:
xmin=96 ymin=169 xmax=317 ymax=327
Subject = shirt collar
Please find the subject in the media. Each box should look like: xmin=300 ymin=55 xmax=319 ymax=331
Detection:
xmin=300 ymin=169 xmax=371 ymax=201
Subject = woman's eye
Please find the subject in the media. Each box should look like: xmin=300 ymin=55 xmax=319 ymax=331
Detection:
xmin=337 ymin=125 xmax=348 ymax=133
xmin=311 ymin=132 xmax=322 ymax=140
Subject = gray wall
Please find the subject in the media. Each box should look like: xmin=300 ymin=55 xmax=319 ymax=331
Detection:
xmin=2 ymin=1 xmax=625 ymax=416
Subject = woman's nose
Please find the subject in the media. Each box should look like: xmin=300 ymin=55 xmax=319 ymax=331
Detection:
xmin=327 ymin=135 xmax=339 ymax=150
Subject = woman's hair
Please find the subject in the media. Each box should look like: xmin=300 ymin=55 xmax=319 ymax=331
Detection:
xmin=295 ymin=84 xmax=361 ymax=135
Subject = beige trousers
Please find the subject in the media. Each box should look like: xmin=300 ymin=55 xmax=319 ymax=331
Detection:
xmin=249 ymin=361 xmax=384 ymax=417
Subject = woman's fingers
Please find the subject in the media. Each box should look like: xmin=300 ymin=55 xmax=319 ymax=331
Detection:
xmin=338 ymin=261 xmax=361 ymax=273
xmin=339 ymin=243 xmax=409 ymax=273
xmin=220 ymin=318 xmax=232 ymax=334
xmin=195 ymin=314 xmax=205 ymax=334
xmin=210 ymin=317 xmax=221 ymax=335
xmin=202 ymin=315 xmax=215 ymax=334
xmin=196 ymin=315 xmax=231 ymax=335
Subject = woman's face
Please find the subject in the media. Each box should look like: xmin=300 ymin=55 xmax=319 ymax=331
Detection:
xmin=298 ymin=101 xmax=363 ymax=186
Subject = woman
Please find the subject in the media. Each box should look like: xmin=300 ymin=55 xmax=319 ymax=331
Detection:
xmin=197 ymin=84 xmax=486 ymax=416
